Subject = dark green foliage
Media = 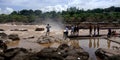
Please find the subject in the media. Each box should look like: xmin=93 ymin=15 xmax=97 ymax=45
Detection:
xmin=0 ymin=6 xmax=120 ymax=24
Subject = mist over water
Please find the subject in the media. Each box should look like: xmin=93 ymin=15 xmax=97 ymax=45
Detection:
xmin=42 ymin=18 xmax=65 ymax=32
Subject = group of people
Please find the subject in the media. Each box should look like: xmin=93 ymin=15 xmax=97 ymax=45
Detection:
xmin=63 ymin=25 xmax=79 ymax=39
xmin=64 ymin=25 xmax=79 ymax=36
xmin=71 ymin=25 xmax=79 ymax=36
xmin=45 ymin=24 xmax=118 ymax=39
xmin=89 ymin=24 xmax=100 ymax=36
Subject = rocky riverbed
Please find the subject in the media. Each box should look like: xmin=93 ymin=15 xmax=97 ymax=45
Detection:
xmin=0 ymin=43 xmax=89 ymax=60
xmin=0 ymin=24 xmax=120 ymax=60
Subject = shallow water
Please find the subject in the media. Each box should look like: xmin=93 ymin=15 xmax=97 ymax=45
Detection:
xmin=6 ymin=37 xmax=120 ymax=60
xmin=77 ymin=38 xmax=120 ymax=60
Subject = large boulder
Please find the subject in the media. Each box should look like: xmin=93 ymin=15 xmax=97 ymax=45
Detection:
xmin=0 ymin=48 xmax=36 ymax=60
xmin=0 ymin=33 xmax=7 ymax=39
xmin=35 ymin=44 xmax=89 ymax=60
xmin=35 ymin=47 xmax=64 ymax=60
xmin=37 ymin=36 xmax=60 ymax=44
xmin=4 ymin=48 xmax=29 ymax=60
xmin=8 ymin=34 xmax=20 ymax=41
xmin=0 ymin=40 xmax=7 ymax=52
xmin=95 ymin=48 xmax=120 ymax=60
xmin=57 ymin=44 xmax=89 ymax=60
xmin=0 ymin=44 xmax=89 ymax=60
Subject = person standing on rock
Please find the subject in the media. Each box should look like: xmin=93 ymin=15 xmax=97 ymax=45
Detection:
xmin=46 ymin=24 xmax=51 ymax=36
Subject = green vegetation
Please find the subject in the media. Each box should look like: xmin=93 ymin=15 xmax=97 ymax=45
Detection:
xmin=0 ymin=6 xmax=120 ymax=24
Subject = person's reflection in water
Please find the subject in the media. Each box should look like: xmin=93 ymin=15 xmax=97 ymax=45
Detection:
xmin=93 ymin=38 xmax=96 ymax=48
xmin=89 ymin=38 xmax=92 ymax=48
xmin=97 ymin=38 xmax=99 ymax=48
xmin=107 ymin=40 xmax=111 ymax=49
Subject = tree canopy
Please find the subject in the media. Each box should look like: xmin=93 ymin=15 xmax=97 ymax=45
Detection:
xmin=0 ymin=6 xmax=120 ymax=24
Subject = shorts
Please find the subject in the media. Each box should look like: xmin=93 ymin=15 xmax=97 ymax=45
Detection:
xmin=47 ymin=30 xmax=50 ymax=32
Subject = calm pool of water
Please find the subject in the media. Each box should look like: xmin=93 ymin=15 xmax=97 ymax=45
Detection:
xmin=77 ymin=38 xmax=120 ymax=60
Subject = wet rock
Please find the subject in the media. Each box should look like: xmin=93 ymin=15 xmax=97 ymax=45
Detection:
xmin=35 ymin=44 xmax=89 ymax=60
xmin=0 ymin=47 xmax=36 ymax=60
xmin=0 ymin=51 xmax=5 ymax=59
xmin=19 ymin=29 xmax=28 ymax=31
xmin=57 ymin=43 xmax=69 ymax=50
xmin=95 ymin=48 xmax=120 ymax=60
xmin=65 ymin=56 xmax=78 ymax=60
xmin=57 ymin=44 xmax=89 ymax=60
xmin=24 ymin=36 xmax=35 ymax=39
xmin=4 ymin=48 xmax=29 ymax=60
xmin=0 ymin=40 xmax=7 ymax=52
xmin=37 ymin=36 xmax=60 ymax=44
xmin=35 ymin=47 xmax=64 ymax=60
xmin=8 ymin=34 xmax=20 ymax=41
xmin=66 ymin=49 xmax=89 ymax=60
xmin=28 ymin=36 xmax=34 ymax=39
xmin=0 ymin=43 xmax=89 ymax=60
xmin=0 ymin=56 xmax=4 ymax=60
xmin=58 ymin=44 xmax=89 ymax=60
xmin=10 ymin=29 xmax=19 ymax=31
xmin=11 ymin=29 xmax=28 ymax=31
xmin=0 ymin=29 xmax=4 ymax=31
xmin=40 ymin=47 xmax=57 ymax=53
xmin=108 ymin=55 xmax=120 ymax=60
xmin=35 ymin=28 xmax=44 ymax=31
xmin=23 ymin=53 xmax=39 ymax=60
xmin=0 ymin=33 xmax=7 ymax=39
